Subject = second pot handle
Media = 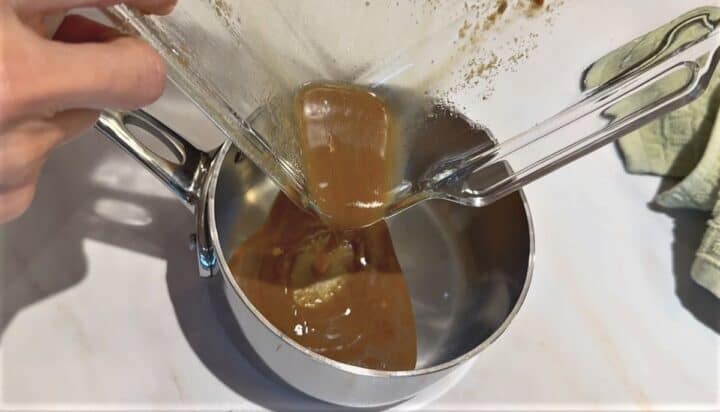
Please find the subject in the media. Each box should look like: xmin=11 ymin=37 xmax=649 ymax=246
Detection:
xmin=95 ymin=110 xmax=212 ymax=209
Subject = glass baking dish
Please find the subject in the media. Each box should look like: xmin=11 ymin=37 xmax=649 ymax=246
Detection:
xmin=104 ymin=1 xmax=720 ymax=220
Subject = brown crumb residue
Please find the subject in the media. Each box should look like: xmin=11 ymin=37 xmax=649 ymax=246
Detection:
xmin=441 ymin=0 xmax=567 ymax=101
xmin=484 ymin=0 xmax=509 ymax=29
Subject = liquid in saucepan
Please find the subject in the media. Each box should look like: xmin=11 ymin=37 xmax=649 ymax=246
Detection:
xmin=229 ymin=193 xmax=417 ymax=371
xmin=230 ymin=83 xmax=417 ymax=371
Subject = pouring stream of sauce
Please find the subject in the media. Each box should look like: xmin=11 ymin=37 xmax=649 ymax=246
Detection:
xmin=230 ymin=83 xmax=416 ymax=371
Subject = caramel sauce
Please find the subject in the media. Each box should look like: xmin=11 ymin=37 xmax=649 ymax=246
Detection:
xmin=230 ymin=194 xmax=417 ymax=371
xmin=295 ymin=83 xmax=397 ymax=229
xmin=230 ymin=83 xmax=417 ymax=370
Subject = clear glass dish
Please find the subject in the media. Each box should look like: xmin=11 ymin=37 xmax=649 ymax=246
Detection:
xmin=106 ymin=1 xmax=720 ymax=223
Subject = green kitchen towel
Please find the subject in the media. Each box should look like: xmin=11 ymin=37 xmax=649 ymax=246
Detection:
xmin=582 ymin=9 xmax=720 ymax=298
xmin=619 ymin=75 xmax=720 ymax=298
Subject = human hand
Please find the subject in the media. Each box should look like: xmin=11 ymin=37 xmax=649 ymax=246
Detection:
xmin=0 ymin=0 xmax=177 ymax=223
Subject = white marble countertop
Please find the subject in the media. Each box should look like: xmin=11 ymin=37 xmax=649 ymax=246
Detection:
xmin=2 ymin=2 xmax=719 ymax=410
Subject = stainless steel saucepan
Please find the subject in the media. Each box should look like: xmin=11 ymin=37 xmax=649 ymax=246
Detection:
xmin=93 ymin=4 xmax=720 ymax=405
xmin=95 ymin=109 xmax=533 ymax=407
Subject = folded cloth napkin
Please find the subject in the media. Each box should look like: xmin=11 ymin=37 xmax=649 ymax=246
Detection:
xmin=581 ymin=13 xmax=720 ymax=297
xmin=618 ymin=72 xmax=720 ymax=298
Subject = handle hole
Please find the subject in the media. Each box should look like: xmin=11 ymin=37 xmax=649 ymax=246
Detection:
xmin=125 ymin=124 xmax=183 ymax=164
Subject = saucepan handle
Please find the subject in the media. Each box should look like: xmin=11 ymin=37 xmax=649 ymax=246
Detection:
xmin=50 ymin=15 xmax=213 ymax=207
xmin=95 ymin=109 xmax=218 ymax=277
xmin=94 ymin=109 xmax=213 ymax=209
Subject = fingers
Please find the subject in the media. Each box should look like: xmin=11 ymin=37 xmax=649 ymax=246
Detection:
xmin=0 ymin=2 xmax=173 ymax=223
xmin=1 ymin=10 xmax=167 ymax=121
xmin=0 ymin=174 xmax=41 ymax=223
xmin=53 ymin=14 xmax=121 ymax=43
xmin=20 ymin=11 xmax=64 ymax=38
xmin=0 ymin=109 xmax=98 ymax=223
xmin=48 ymin=35 xmax=167 ymax=111
xmin=13 ymin=0 xmax=177 ymax=16
xmin=0 ymin=106 xmax=98 ymax=224
xmin=2 ymin=26 xmax=166 ymax=120
xmin=0 ymin=109 xmax=99 ymax=188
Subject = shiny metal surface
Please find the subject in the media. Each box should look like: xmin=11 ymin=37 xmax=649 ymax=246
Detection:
xmin=95 ymin=110 xmax=212 ymax=208
xmin=97 ymin=110 xmax=533 ymax=406
xmin=95 ymin=110 xmax=216 ymax=277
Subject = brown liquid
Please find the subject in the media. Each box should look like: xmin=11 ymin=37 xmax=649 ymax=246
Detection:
xmin=230 ymin=194 xmax=417 ymax=371
xmin=295 ymin=83 xmax=397 ymax=229
xmin=231 ymin=83 xmax=416 ymax=370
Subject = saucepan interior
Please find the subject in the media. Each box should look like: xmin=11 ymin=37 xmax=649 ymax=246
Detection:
xmin=204 ymin=143 xmax=531 ymax=407
xmin=209 ymin=141 xmax=533 ymax=368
